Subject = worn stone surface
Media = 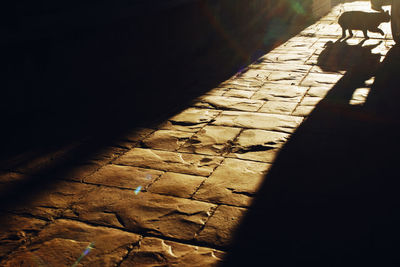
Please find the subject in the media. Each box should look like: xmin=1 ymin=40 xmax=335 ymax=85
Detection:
xmin=307 ymin=86 xmax=332 ymax=97
xmin=193 ymin=95 xmax=264 ymax=112
xmin=205 ymin=87 xmax=229 ymax=96
xmin=194 ymin=158 xmax=271 ymax=207
xmin=179 ymin=126 xmax=241 ymax=156
xmin=195 ymin=205 xmax=246 ymax=247
xmin=67 ymin=188 xmax=216 ymax=240
xmin=1 ymin=219 xmax=141 ymax=267
xmin=0 ymin=171 xmax=26 ymax=184
xmin=228 ymin=129 xmax=289 ymax=163
xmin=235 ymin=69 xmax=269 ymax=81
xmin=148 ymin=172 xmax=205 ymax=198
xmin=219 ymin=79 xmax=263 ymax=91
xmin=56 ymin=161 xmax=103 ymax=182
xmin=9 ymin=181 xmax=95 ymax=220
xmin=120 ymin=237 xmax=225 ymax=267
xmin=301 ymin=72 xmax=343 ymax=87
xmin=223 ymin=89 xmax=254 ymax=98
xmin=292 ymin=105 xmax=315 ymax=117
xmin=1 ymin=2 xmax=390 ymax=263
xmin=159 ymin=108 xmax=220 ymax=132
xmin=300 ymin=96 xmax=323 ymax=106
xmin=267 ymin=71 xmax=308 ymax=85
xmin=258 ymin=101 xmax=298 ymax=115
xmin=119 ymin=128 xmax=155 ymax=143
xmin=258 ymin=62 xmax=311 ymax=73
xmin=252 ymin=84 xmax=308 ymax=102
xmin=114 ymin=148 xmax=223 ymax=176
xmin=0 ymin=214 xmax=47 ymax=258
xmin=84 ymin=164 xmax=163 ymax=189
xmin=212 ymin=111 xmax=303 ymax=133
xmin=141 ymin=130 xmax=194 ymax=151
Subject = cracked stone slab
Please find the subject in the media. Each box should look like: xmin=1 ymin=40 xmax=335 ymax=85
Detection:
xmin=147 ymin=172 xmax=205 ymax=198
xmin=252 ymin=84 xmax=308 ymax=102
xmin=141 ymin=130 xmax=194 ymax=151
xmin=120 ymin=237 xmax=225 ymax=267
xmin=0 ymin=214 xmax=47 ymax=258
xmin=211 ymin=111 xmax=303 ymax=134
xmin=1 ymin=219 xmax=141 ymax=267
xmin=9 ymin=181 xmax=95 ymax=220
xmin=68 ymin=188 xmax=216 ymax=240
xmin=227 ymin=129 xmax=289 ymax=163
xmin=223 ymin=89 xmax=254 ymax=99
xmin=159 ymin=108 xmax=220 ymax=133
xmin=114 ymin=148 xmax=223 ymax=176
xmin=195 ymin=205 xmax=246 ymax=247
xmin=301 ymin=72 xmax=343 ymax=87
xmin=84 ymin=164 xmax=163 ymax=189
xmin=258 ymin=101 xmax=298 ymax=115
xmin=179 ymin=126 xmax=241 ymax=156
xmin=193 ymin=95 xmax=264 ymax=112
xmin=193 ymin=158 xmax=271 ymax=207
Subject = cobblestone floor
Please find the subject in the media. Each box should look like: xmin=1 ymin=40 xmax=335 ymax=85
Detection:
xmin=0 ymin=1 xmax=397 ymax=266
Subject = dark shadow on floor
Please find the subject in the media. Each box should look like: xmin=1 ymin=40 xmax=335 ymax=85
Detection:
xmin=0 ymin=1 xmax=313 ymax=210
xmin=222 ymin=41 xmax=400 ymax=266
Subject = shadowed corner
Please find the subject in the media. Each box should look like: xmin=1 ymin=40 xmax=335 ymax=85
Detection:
xmin=221 ymin=39 xmax=400 ymax=266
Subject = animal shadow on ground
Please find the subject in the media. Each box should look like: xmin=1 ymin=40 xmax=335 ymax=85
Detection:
xmin=222 ymin=40 xmax=400 ymax=267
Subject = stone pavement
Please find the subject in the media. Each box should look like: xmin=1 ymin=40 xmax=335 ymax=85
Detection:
xmin=0 ymin=1 xmax=396 ymax=266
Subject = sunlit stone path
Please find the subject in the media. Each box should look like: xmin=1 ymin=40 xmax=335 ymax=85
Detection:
xmin=0 ymin=1 xmax=395 ymax=266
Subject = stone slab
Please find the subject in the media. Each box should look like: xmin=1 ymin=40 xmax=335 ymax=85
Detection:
xmin=0 ymin=214 xmax=47 ymax=258
xmin=84 ymin=164 xmax=163 ymax=189
xmin=193 ymin=158 xmax=271 ymax=207
xmin=68 ymin=188 xmax=216 ymax=240
xmin=227 ymin=129 xmax=289 ymax=163
xmin=267 ymin=71 xmax=308 ymax=85
xmin=301 ymin=72 xmax=343 ymax=87
xmin=258 ymin=101 xmax=298 ymax=115
xmin=9 ymin=181 xmax=96 ymax=220
xmin=193 ymin=95 xmax=264 ymax=112
xmin=195 ymin=205 xmax=246 ymax=247
xmin=120 ymin=237 xmax=224 ymax=267
xmin=114 ymin=148 xmax=223 ymax=176
xmin=211 ymin=111 xmax=303 ymax=134
xmin=223 ymin=89 xmax=254 ymax=99
xmin=179 ymin=125 xmax=242 ymax=156
xmin=148 ymin=172 xmax=205 ymax=199
xmin=252 ymin=84 xmax=308 ymax=102
xmin=292 ymin=105 xmax=315 ymax=117
xmin=141 ymin=130 xmax=194 ymax=151
xmin=1 ymin=219 xmax=140 ymax=267
xmin=159 ymin=108 xmax=220 ymax=133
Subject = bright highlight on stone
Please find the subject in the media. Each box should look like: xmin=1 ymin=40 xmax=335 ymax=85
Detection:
xmin=71 ymin=242 xmax=95 ymax=267
xmin=134 ymin=186 xmax=142 ymax=195
xmin=146 ymin=174 xmax=152 ymax=180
